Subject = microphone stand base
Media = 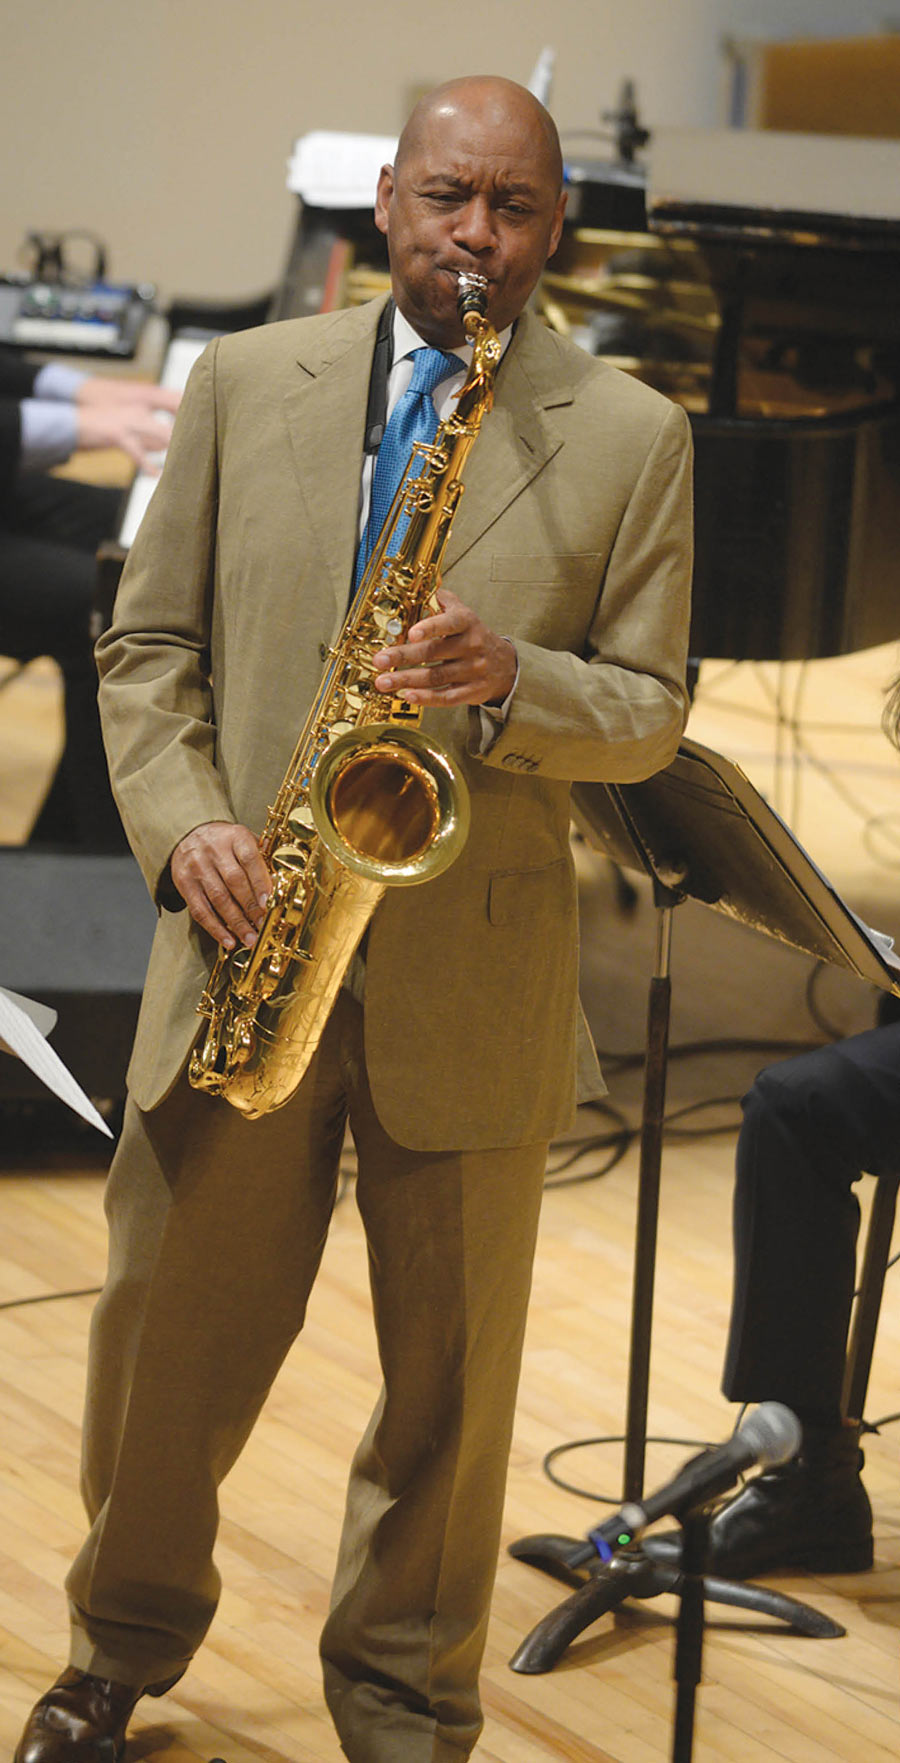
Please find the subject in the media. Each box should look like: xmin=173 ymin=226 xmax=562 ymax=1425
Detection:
xmin=507 ymin=1533 xmax=844 ymax=1675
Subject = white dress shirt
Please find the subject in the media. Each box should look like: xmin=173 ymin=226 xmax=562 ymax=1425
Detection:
xmin=357 ymin=304 xmax=511 ymax=539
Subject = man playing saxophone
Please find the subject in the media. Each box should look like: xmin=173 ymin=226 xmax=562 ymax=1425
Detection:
xmin=16 ymin=75 xmax=693 ymax=1763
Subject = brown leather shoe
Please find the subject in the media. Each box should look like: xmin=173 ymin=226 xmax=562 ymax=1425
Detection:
xmin=14 ymin=1666 xmax=178 ymax=1763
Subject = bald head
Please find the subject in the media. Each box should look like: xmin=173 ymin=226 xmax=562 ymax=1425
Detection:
xmin=374 ymin=75 xmax=567 ymax=346
xmin=396 ymin=76 xmax=563 ymax=194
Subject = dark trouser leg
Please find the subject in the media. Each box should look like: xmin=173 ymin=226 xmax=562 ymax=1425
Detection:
xmin=645 ymin=1027 xmax=900 ymax=1578
xmin=0 ymin=473 xmax=124 ymax=848
xmin=66 ymin=1005 xmax=352 ymax=1687
xmin=723 ymin=1022 xmax=900 ymax=1414
xmin=3 ymin=472 xmax=121 ymax=554
xmin=320 ymin=1006 xmax=548 ymax=1763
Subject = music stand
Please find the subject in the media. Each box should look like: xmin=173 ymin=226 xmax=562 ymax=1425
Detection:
xmin=509 ymin=736 xmax=900 ymax=1676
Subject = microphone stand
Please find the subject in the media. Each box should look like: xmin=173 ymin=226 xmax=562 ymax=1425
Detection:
xmin=509 ymin=865 xmax=840 ymax=1673
xmin=671 ymin=1506 xmax=711 ymax=1763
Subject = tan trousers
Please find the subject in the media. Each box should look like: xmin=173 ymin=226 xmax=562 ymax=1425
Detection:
xmin=65 ymin=990 xmax=548 ymax=1763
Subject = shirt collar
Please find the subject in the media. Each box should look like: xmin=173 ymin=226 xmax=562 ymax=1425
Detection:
xmin=391 ymin=302 xmax=512 ymax=371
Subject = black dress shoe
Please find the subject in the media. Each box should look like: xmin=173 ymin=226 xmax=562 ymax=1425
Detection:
xmin=643 ymin=1422 xmax=873 ymax=1579
xmin=14 ymin=1666 xmax=180 ymax=1763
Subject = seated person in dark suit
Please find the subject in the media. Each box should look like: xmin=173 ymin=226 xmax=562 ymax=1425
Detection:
xmin=0 ymin=347 xmax=178 ymax=847
xmin=649 ymin=675 xmax=900 ymax=1579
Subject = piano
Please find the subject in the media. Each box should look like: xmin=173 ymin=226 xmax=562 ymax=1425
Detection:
xmin=549 ymin=126 xmax=900 ymax=661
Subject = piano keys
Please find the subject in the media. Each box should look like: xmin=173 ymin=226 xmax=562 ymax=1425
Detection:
xmin=116 ymin=329 xmax=212 ymax=548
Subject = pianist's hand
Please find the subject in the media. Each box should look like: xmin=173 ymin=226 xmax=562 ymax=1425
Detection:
xmin=76 ymin=377 xmax=182 ymax=472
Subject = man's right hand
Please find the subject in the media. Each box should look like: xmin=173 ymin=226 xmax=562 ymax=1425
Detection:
xmin=170 ymin=822 xmax=271 ymax=950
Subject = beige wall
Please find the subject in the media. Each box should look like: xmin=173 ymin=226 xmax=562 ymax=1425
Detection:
xmin=1 ymin=0 xmax=890 ymax=310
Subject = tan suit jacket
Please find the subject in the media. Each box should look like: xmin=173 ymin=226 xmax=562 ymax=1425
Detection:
xmin=96 ymin=297 xmax=693 ymax=1149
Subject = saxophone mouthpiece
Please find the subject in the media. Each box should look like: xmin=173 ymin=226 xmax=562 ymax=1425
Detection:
xmin=456 ymin=271 xmax=489 ymax=320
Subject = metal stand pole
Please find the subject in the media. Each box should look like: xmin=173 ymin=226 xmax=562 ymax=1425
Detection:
xmin=625 ymin=886 xmax=674 ymax=1500
xmin=671 ymin=1508 xmax=710 ymax=1763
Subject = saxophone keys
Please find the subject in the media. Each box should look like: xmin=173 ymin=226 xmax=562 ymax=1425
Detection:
xmin=230 ymin=1020 xmax=255 ymax=1065
xmin=246 ymin=947 xmax=288 ymax=1003
xmin=285 ymin=806 xmax=316 ymax=841
xmin=189 ymin=1040 xmax=215 ymax=1078
xmin=371 ymin=607 xmax=402 ymax=638
xmin=273 ymin=843 xmax=309 ymax=874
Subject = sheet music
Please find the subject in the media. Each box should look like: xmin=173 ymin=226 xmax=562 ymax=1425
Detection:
xmin=0 ymin=986 xmax=113 ymax=1137
xmin=118 ymin=331 xmax=211 ymax=548
xmin=573 ymin=738 xmax=900 ymax=996
xmin=851 ymin=918 xmax=900 ymax=973
xmin=759 ymin=790 xmax=900 ymax=976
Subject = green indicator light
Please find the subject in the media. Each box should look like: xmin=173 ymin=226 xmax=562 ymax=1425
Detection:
xmin=617 ymin=1533 xmax=631 ymax=1546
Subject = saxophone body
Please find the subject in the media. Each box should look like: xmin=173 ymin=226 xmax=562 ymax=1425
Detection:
xmin=188 ymin=274 xmax=501 ymax=1118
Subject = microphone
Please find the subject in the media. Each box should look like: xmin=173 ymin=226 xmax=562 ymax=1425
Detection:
xmin=576 ymin=1403 xmax=802 ymax=1565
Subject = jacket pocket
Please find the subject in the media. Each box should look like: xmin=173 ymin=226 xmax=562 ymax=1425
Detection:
xmin=490 ymin=553 xmax=602 ymax=587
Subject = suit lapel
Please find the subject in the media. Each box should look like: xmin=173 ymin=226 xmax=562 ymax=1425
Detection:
xmin=444 ymin=310 xmax=576 ymax=572
xmin=280 ymin=298 xmax=387 ymax=622
xmin=278 ymin=300 xmax=576 ymax=603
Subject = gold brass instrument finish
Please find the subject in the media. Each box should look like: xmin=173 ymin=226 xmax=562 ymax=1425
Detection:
xmin=188 ymin=273 xmax=501 ymax=1117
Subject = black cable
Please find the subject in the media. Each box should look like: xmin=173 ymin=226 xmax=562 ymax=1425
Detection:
xmin=804 ymin=962 xmax=851 ymax=1042
xmin=550 ymin=955 xmax=857 ymax=1182
xmin=864 ymin=1410 xmax=900 ymax=1433
xmin=541 ymin=1030 xmax=830 ymax=1187
xmin=544 ymin=1101 xmax=633 ymax=1187
xmin=592 ymin=1033 xmax=825 ymax=1077
xmin=657 ymin=1095 xmax=742 ymax=1137
xmin=691 ymin=659 xmax=900 ymax=876
xmin=862 ymin=811 xmax=900 ymax=869
xmin=0 ymin=1286 xmax=101 ymax=1312
xmin=544 ymin=1151 xmax=632 ymax=1188
xmin=541 ymin=1432 xmax=716 ymax=1505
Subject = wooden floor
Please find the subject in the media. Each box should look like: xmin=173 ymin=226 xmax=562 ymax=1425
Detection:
xmin=2 ymin=637 xmax=900 ymax=1762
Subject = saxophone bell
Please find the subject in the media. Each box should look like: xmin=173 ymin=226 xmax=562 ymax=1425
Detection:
xmin=309 ymin=723 xmax=470 ymax=884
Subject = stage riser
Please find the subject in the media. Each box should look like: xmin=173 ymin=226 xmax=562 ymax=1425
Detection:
xmin=0 ymin=850 xmax=156 ymax=1101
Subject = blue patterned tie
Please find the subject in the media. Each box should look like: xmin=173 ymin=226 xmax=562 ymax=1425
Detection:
xmin=356 ymin=345 xmax=461 ymax=584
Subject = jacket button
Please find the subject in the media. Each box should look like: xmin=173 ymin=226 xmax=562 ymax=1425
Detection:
xmin=318 ymin=641 xmax=329 ymax=661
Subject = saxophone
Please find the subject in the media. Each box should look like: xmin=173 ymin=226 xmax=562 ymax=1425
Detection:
xmin=188 ymin=272 xmax=501 ymax=1118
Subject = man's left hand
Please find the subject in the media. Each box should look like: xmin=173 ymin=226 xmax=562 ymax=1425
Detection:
xmin=372 ymin=588 xmax=516 ymax=707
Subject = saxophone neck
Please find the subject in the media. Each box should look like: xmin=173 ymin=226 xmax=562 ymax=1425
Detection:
xmin=452 ymin=308 xmax=502 ymax=424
